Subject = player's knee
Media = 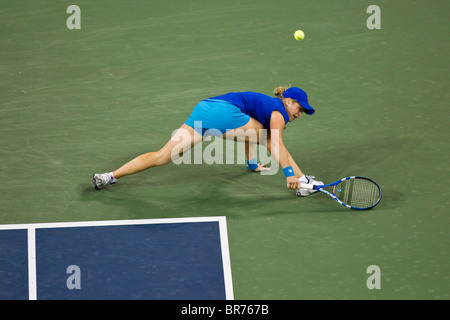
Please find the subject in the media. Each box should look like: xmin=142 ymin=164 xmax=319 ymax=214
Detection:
xmin=153 ymin=149 xmax=172 ymax=166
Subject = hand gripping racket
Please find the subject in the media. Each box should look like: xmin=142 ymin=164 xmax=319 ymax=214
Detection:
xmin=302 ymin=176 xmax=382 ymax=210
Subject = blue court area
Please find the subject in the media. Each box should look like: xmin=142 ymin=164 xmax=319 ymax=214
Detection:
xmin=0 ymin=229 xmax=29 ymax=299
xmin=0 ymin=218 xmax=233 ymax=300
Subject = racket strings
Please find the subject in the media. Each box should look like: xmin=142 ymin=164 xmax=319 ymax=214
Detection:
xmin=336 ymin=178 xmax=381 ymax=209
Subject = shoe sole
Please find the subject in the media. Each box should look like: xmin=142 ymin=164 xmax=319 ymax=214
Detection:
xmin=92 ymin=174 xmax=100 ymax=190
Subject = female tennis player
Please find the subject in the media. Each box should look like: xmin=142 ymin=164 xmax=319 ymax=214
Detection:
xmin=93 ymin=86 xmax=322 ymax=196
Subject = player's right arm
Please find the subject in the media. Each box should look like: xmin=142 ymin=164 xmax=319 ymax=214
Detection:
xmin=269 ymin=111 xmax=300 ymax=189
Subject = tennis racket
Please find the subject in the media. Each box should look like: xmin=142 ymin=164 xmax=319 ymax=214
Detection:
xmin=302 ymin=176 xmax=382 ymax=210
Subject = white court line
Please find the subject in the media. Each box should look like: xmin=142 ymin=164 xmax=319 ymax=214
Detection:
xmin=218 ymin=217 xmax=234 ymax=300
xmin=0 ymin=216 xmax=226 ymax=230
xmin=0 ymin=216 xmax=234 ymax=300
xmin=27 ymin=227 xmax=37 ymax=300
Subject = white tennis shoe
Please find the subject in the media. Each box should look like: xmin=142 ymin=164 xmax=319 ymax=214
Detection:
xmin=297 ymin=175 xmax=323 ymax=197
xmin=92 ymin=172 xmax=117 ymax=190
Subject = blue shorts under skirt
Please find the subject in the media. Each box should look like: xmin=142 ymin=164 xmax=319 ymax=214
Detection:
xmin=184 ymin=99 xmax=251 ymax=136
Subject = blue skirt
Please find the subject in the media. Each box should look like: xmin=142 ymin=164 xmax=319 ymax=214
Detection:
xmin=184 ymin=99 xmax=251 ymax=136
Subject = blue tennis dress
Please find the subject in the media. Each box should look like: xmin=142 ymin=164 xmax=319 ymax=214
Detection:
xmin=185 ymin=92 xmax=290 ymax=136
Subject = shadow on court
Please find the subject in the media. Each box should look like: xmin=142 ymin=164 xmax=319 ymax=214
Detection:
xmin=80 ymin=135 xmax=411 ymax=217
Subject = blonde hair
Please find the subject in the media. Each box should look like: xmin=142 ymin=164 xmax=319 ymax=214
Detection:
xmin=273 ymin=86 xmax=290 ymax=99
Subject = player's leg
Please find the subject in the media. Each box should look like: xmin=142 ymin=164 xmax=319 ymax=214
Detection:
xmin=222 ymin=119 xmax=322 ymax=194
xmin=93 ymin=124 xmax=202 ymax=189
xmin=113 ymin=124 xmax=202 ymax=178
xmin=221 ymin=117 xmax=264 ymax=143
xmin=222 ymin=118 xmax=270 ymax=171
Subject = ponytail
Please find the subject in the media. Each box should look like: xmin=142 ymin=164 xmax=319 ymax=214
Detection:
xmin=273 ymin=86 xmax=290 ymax=99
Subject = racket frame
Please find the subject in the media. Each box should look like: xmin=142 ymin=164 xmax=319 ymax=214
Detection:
xmin=302 ymin=176 xmax=382 ymax=210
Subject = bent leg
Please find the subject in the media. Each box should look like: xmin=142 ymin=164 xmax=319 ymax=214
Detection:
xmin=113 ymin=124 xmax=202 ymax=179
xmin=223 ymin=118 xmax=305 ymax=178
xmin=221 ymin=117 xmax=264 ymax=143
xmin=222 ymin=117 xmax=269 ymax=169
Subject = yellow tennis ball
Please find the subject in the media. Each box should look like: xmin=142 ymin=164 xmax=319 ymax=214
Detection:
xmin=294 ymin=30 xmax=305 ymax=41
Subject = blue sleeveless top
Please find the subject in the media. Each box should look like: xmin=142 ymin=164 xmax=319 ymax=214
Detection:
xmin=210 ymin=92 xmax=289 ymax=129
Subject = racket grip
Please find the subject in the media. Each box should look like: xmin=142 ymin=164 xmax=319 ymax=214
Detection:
xmin=301 ymin=183 xmax=315 ymax=190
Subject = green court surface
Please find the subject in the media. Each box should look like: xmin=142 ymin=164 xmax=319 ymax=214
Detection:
xmin=1 ymin=0 xmax=448 ymax=299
